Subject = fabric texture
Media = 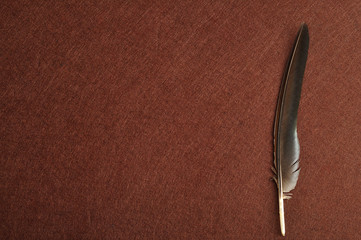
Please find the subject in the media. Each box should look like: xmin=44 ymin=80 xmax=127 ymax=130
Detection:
xmin=1 ymin=1 xmax=361 ymax=239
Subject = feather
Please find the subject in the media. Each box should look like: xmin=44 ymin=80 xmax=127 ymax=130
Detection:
xmin=273 ymin=23 xmax=309 ymax=236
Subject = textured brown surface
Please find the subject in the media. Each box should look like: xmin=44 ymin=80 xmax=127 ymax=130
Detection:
xmin=1 ymin=1 xmax=361 ymax=239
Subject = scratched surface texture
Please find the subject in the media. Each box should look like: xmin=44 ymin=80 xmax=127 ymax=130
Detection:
xmin=1 ymin=1 xmax=361 ymax=239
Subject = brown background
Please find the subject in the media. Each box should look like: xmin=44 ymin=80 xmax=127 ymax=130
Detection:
xmin=1 ymin=1 xmax=361 ymax=239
